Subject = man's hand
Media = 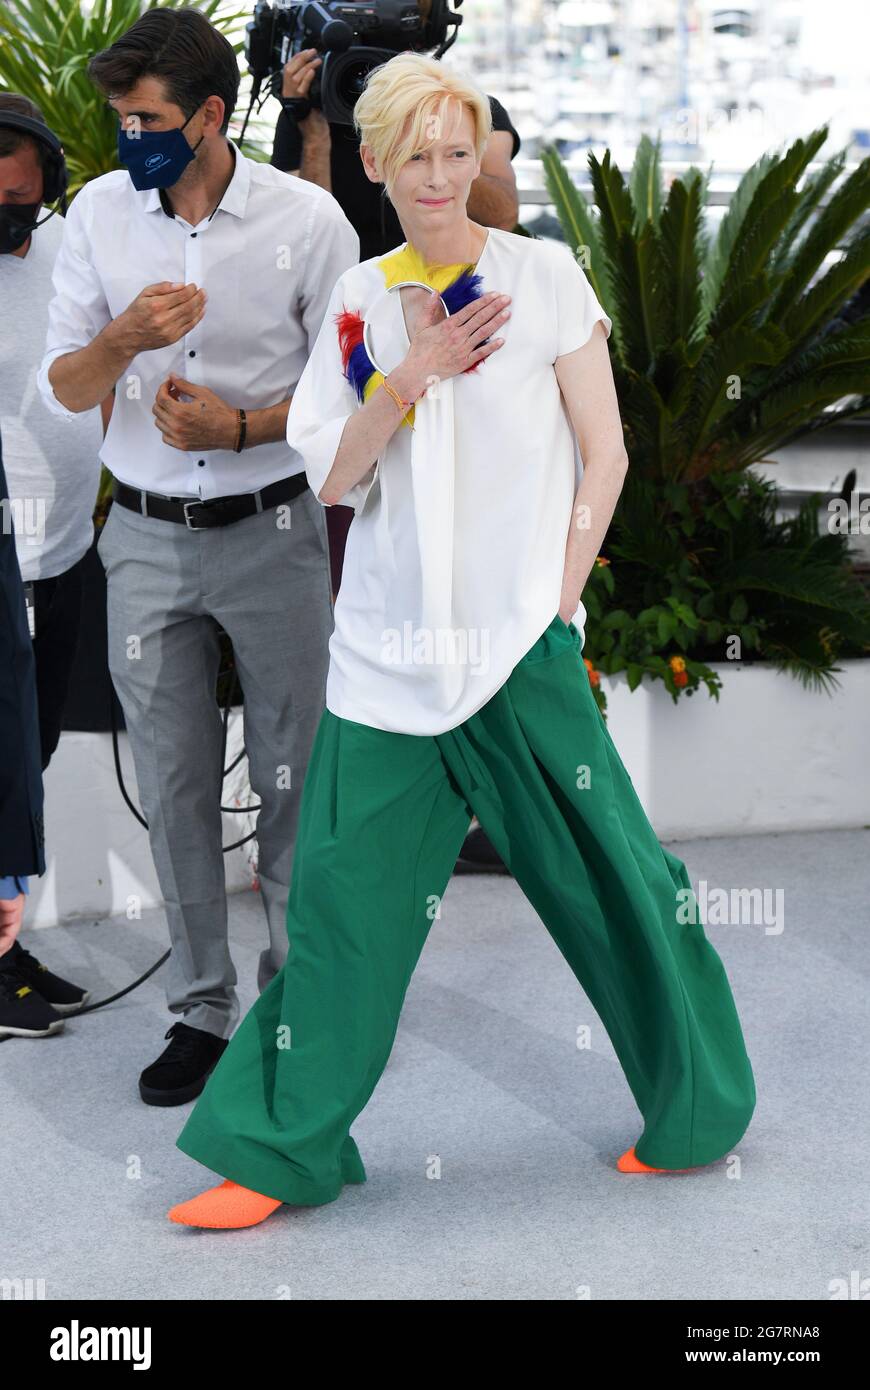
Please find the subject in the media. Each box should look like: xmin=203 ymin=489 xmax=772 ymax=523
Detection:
xmin=282 ymin=49 xmax=330 ymax=140
xmin=111 ymin=282 xmax=207 ymax=357
xmin=0 ymin=893 xmax=25 ymax=958
xmin=152 ymin=374 xmax=239 ymax=451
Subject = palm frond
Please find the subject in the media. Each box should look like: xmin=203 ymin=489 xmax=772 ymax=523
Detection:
xmin=768 ymin=148 xmax=847 ymax=279
xmin=628 ymin=132 xmax=664 ymax=232
xmin=767 ymin=154 xmax=870 ymax=322
xmin=658 ymin=169 xmax=705 ymax=342
xmin=780 ymin=227 xmax=870 ymax=346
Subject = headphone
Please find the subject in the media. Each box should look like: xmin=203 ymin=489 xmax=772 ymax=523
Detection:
xmin=0 ymin=110 xmax=69 ymax=211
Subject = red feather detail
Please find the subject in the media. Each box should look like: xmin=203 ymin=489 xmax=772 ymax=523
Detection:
xmin=335 ymin=308 xmax=364 ymax=373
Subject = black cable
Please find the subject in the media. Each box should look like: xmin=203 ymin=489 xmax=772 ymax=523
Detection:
xmin=60 ymin=944 xmax=171 ymax=1018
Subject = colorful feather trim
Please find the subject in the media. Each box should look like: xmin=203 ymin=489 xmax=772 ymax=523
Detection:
xmin=336 ymin=248 xmax=488 ymax=429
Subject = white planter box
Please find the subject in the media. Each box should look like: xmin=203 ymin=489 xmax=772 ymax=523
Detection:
xmin=32 ymin=712 xmax=255 ymax=931
xmin=27 ymin=660 xmax=870 ymax=928
xmin=601 ymin=658 xmax=870 ymax=838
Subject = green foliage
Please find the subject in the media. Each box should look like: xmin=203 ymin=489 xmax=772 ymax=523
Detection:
xmin=578 ymin=470 xmax=870 ymax=713
xmin=542 ymin=131 xmax=870 ymax=709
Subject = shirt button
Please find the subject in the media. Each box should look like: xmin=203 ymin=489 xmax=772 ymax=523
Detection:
xmin=188 ymin=349 xmax=196 ymax=357
xmin=197 ymin=459 xmax=205 ymax=467
xmin=191 ymin=232 xmax=197 ymax=238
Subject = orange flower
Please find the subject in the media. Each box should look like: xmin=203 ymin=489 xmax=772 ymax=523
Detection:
xmin=673 ymin=669 xmax=688 ymax=687
xmin=669 ymin=655 xmax=686 ymax=673
xmin=595 ymin=555 xmax=610 ymax=567
xmin=583 ymin=657 xmax=600 ymax=688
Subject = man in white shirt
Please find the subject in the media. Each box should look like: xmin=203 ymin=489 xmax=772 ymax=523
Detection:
xmin=37 ymin=8 xmax=359 ymax=1105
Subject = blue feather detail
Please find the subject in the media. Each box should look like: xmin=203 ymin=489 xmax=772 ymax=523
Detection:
xmin=441 ymin=269 xmax=485 ymax=316
xmin=345 ymin=340 xmax=373 ymax=403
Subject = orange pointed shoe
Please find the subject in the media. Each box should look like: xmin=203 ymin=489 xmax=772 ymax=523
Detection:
xmin=616 ymin=1145 xmax=700 ymax=1173
xmin=168 ymin=1179 xmax=283 ymax=1228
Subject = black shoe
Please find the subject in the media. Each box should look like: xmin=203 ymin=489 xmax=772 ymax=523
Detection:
xmin=0 ymin=939 xmax=90 ymax=1014
xmin=453 ymin=825 xmax=509 ymax=875
xmin=0 ymin=957 xmax=66 ymax=1038
xmin=139 ymin=1021 xmax=229 ymax=1107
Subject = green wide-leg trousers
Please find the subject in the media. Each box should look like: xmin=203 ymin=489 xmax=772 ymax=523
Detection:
xmin=175 ymin=613 xmax=756 ymax=1203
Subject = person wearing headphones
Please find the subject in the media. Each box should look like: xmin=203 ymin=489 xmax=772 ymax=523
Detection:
xmin=0 ymin=95 xmax=108 ymax=772
xmin=0 ymin=97 xmax=94 ymax=1031
xmin=0 ymin=426 xmax=50 ymax=1033
xmin=0 ymin=422 xmax=89 ymax=1036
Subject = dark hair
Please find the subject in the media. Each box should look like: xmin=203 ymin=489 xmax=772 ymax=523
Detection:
xmin=0 ymin=93 xmax=53 ymax=179
xmin=87 ymin=6 xmax=240 ymax=136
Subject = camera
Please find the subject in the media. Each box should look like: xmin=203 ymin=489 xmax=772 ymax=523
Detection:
xmin=245 ymin=0 xmax=463 ymax=125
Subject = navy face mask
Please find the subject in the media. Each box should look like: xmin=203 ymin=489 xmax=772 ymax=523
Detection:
xmin=116 ymin=106 xmax=204 ymax=190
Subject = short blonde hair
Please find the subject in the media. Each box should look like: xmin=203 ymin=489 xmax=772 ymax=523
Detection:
xmin=353 ymin=52 xmax=492 ymax=196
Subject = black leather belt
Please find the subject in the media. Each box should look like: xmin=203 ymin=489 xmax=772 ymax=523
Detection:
xmin=111 ymin=472 xmax=309 ymax=530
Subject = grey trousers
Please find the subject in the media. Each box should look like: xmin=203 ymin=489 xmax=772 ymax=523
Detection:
xmin=96 ymin=484 xmax=333 ymax=1039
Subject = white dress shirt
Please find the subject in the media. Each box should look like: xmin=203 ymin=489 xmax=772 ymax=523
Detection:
xmin=37 ymin=141 xmax=359 ymax=499
xmin=0 ymin=210 xmax=102 ymax=581
xmin=286 ymin=226 xmax=613 ymax=736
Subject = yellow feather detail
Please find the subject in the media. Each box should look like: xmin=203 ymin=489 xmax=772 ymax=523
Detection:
xmin=377 ymin=242 xmax=472 ymax=293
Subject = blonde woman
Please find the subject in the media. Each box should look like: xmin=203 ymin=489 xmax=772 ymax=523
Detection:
xmin=168 ymin=53 xmax=755 ymax=1229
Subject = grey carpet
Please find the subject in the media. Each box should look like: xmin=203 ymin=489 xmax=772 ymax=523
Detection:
xmin=2 ymin=828 xmax=866 ymax=1300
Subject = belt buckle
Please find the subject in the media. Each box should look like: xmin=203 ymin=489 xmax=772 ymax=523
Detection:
xmin=183 ymin=500 xmax=208 ymax=531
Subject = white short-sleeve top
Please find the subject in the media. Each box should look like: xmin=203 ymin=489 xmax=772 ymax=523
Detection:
xmin=285 ymin=225 xmax=613 ymax=736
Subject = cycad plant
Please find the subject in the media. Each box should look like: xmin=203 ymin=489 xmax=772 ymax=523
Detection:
xmin=542 ymin=130 xmax=870 ymax=708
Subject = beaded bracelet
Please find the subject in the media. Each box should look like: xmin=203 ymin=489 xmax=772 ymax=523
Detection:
xmin=382 ymin=375 xmax=418 ymax=428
